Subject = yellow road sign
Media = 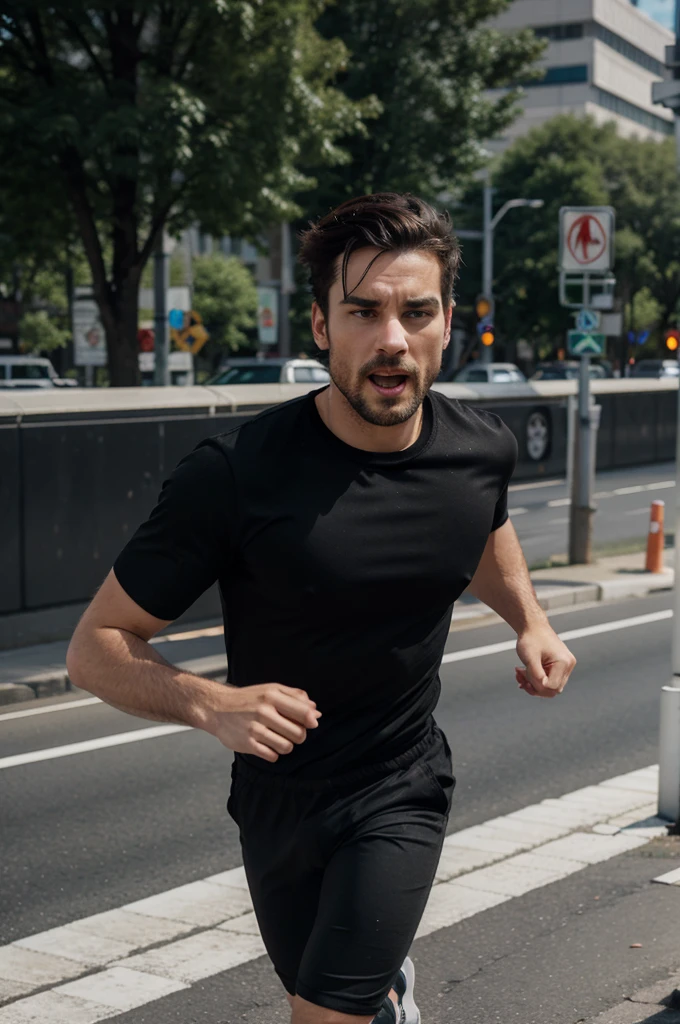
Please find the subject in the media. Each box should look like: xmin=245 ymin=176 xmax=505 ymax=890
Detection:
xmin=171 ymin=311 xmax=210 ymax=355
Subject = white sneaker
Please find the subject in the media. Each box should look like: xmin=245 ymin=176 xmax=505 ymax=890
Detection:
xmin=393 ymin=956 xmax=420 ymax=1024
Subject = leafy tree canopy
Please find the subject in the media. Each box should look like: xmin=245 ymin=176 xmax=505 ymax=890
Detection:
xmin=306 ymin=0 xmax=545 ymax=212
xmin=462 ymin=115 xmax=680 ymax=359
xmin=0 ymin=1 xmax=375 ymax=383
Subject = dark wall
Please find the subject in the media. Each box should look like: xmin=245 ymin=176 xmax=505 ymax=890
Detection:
xmin=1 ymin=390 xmax=676 ymax=619
xmin=0 ymin=422 xmax=21 ymax=613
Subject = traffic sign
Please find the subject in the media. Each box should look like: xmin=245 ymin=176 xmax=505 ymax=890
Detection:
xmin=575 ymin=309 xmax=600 ymax=332
xmin=168 ymin=308 xmax=185 ymax=330
xmin=171 ymin=310 xmax=209 ymax=355
xmin=567 ymin=330 xmax=605 ymax=356
xmin=560 ymin=207 xmax=614 ymax=272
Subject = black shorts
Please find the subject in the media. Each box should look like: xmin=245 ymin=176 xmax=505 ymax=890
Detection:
xmin=227 ymin=723 xmax=455 ymax=1017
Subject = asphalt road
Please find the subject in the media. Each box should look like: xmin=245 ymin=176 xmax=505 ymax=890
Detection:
xmin=2 ymin=591 xmax=680 ymax=1024
xmin=509 ymin=461 xmax=676 ymax=564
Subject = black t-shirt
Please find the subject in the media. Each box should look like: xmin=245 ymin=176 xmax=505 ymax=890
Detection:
xmin=114 ymin=389 xmax=517 ymax=778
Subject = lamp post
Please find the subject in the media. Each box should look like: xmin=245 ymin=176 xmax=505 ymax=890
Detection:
xmin=481 ymin=179 xmax=544 ymax=363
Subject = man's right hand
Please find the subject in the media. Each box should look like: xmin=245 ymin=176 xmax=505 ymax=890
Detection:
xmin=208 ymin=683 xmax=322 ymax=763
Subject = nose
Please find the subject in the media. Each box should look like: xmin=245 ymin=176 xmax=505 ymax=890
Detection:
xmin=378 ymin=315 xmax=408 ymax=356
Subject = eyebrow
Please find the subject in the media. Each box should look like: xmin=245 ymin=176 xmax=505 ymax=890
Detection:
xmin=338 ymin=295 xmax=441 ymax=309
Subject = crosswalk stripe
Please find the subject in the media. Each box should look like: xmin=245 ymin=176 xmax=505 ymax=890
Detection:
xmin=0 ymin=765 xmax=666 ymax=1022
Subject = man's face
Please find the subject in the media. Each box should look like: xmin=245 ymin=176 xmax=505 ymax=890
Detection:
xmin=312 ymin=248 xmax=452 ymax=427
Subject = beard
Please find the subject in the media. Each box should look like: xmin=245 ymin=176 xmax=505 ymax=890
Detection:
xmin=327 ymin=342 xmax=442 ymax=427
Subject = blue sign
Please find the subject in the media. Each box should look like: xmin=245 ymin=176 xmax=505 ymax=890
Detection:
xmin=168 ymin=308 xmax=185 ymax=330
xmin=576 ymin=309 xmax=600 ymax=332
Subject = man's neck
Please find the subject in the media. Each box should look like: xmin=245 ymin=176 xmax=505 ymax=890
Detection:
xmin=315 ymin=383 xmax=424 ymax=453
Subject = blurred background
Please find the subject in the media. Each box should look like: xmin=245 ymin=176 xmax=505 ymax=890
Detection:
xmin=2 ymin=0 xmax=680 ymax=390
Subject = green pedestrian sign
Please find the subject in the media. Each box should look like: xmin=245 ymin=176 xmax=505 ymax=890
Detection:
xmin=567 ymin=330 xmax=605 ymax=356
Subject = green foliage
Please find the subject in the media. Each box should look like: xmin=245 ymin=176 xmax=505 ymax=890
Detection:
xmin=461 ymin=115 xmax=680 ymax=357
xmin=0 ymin=2 xmax=373 ymax=382
xmin=19 ymin=310 xmax=70 ymax=354
xmin=305 ymin=0 xmax=545 ymax=210
xmin=192 ymin=254 xmax=257 ymax=351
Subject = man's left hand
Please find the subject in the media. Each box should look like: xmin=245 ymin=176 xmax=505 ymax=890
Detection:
xmin=515 ymin=625 xmax=576 ymax=698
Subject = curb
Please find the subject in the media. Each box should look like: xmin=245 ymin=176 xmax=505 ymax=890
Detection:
xmin=0 ymin=655 xmax=228 ymax=708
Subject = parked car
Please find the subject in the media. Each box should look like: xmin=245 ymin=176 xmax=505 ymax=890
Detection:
xmin=206 ymin=358 xmax=330 ymax=386
xmin=531 ymin=361 xmax=607 ymax=381
xmin=0 ymin=355 xmax=77 ymax=389
xmin=630 ymin=359 xmax=680 ymax=379
xmin=449 ymin=362 xmax=527 ymax=384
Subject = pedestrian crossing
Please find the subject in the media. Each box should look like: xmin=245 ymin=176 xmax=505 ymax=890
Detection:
xmin=0 ymin=765 xmax=668 ymax=1023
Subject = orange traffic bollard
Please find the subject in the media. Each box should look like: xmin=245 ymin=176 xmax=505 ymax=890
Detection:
xmin=645 ymin=500 xmax=665 ymax=573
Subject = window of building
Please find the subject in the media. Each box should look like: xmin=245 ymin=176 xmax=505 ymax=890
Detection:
xmin=524 ymin=64 xmax=589 ymax=86
xmin=592 ymin=23 xmax=665 ymax=76
xmin=534 ymin=23 xmax=584 ymax=41
xmin=594 ymin=87 xmax=674 ymax=134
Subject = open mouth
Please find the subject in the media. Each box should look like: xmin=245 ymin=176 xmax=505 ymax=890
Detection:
xmin=368 ymin=373 xmax=409 ymax=397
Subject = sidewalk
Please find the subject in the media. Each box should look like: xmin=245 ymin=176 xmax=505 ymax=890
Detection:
xmin=0 ymin=550 xmax=674 ymax=706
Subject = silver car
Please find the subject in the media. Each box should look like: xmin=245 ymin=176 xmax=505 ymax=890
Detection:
xmin=207 ymin=358 xmax=330 ymax=386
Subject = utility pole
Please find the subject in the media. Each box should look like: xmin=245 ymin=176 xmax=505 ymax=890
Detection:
xmin=481 ymin=179 xmax=494 ymax=365
xmin=652 ymin=0 xmax=680 ymax=825
xmin=279 ymin=222 xmax=294 ymax=358
xmin=153 ymin=230 xmax=170 ymax=387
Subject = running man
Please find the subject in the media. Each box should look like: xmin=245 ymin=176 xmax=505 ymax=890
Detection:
xmin=67 ymin=192 xmax=576 ymax=1024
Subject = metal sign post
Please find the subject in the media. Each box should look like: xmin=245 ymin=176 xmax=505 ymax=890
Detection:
xmin=559 ymin=208 xmax=615 ymax=564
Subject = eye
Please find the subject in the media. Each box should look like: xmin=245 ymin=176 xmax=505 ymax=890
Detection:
xmin=405 ymin=310 xmax=433 ymax=319
xmin=351 ymin=309 xmax=377 ymax=319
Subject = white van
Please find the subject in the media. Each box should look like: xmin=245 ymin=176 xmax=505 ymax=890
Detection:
xmin=0 ymin=356 xmax=77 ymax=389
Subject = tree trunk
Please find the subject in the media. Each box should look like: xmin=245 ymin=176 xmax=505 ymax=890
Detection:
xmin=106 ymin=275 xmax=141 ymax=386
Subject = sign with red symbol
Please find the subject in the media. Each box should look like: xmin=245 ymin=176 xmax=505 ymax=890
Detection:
xmin=559 ymin=207 xmax=614 ymax=272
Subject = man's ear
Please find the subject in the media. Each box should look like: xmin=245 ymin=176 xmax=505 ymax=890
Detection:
xmin=311 ymin=302 xmax=329 ymax=353
xmin=442 ymin=302 xmax=454 ymax=349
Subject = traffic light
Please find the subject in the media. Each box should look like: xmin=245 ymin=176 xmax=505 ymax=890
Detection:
xmin=665 ymin=329 xmax=680 ymax=352
xmin=480 ymin=324 xmax=495 ymax=347
xmin=475 ymin=296 xmax=492 ymax=320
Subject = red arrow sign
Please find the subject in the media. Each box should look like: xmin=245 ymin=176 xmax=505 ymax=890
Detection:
xmin=567 ymin=213 xmax=607 ymax=265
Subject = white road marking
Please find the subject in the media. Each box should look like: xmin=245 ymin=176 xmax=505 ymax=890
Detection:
xmin=3 ymin=610 xmax=673 ymax=761
xmin=548 ymin=497 xmax=572 ymax=507
xmin=509 ymin=507 xmax=529 ymax=515
xmin=0 ymin=698 xmax=101 ymax=723
xmin=509 ymin=479 xmax=564 ymax=492
xmin=624 ymin=507 xmax=650 ymax=516
xmin=653 ymin=866 xmax=680 ymax=885
xmin=441 ymin=609 xmax=673 ymax=664
xmin=152 ymin=625 xmax=223 ymax=645
xmin=0 ymin=724 xmax=190 ymax=771
xmin=614 ymin=485 xmax=645 ymax=495
xmin=0 ymin=768 xmax=663 ymax=1022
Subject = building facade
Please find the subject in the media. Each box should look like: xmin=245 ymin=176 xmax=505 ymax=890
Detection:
xmin=489 ymin=0 xmax=674 ymax=148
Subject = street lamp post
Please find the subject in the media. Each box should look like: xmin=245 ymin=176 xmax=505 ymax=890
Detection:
xmin=480 ymin=178 xmax=544 ymax=364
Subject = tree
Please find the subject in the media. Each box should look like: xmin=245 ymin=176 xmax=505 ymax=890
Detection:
xmin=470 ymin=115 xmax=680 ymax=360
xmin=0 ymin=2 xmax=375 ymax=385
xmin=305 ymin=0 xmax=545 ymax=211
xmin=192 ymin=254 xmax=258 ymax=354
xmin=18 ymin=310 xmax=70 ymax=355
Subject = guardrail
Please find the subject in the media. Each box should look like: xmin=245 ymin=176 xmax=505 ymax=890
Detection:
xmin=1 ymin=378 xmax=676 ymax=631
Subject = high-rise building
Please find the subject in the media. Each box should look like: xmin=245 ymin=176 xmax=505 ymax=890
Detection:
xmin=489 ymin=0 xmax=674 ymax=149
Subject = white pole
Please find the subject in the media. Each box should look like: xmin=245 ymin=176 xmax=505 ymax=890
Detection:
xmin=659 ymin=686 xmax=680 ymax=822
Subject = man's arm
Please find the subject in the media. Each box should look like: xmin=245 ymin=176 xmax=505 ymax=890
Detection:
xmin=467 ymin=520 xmax=576 ymax=697
xmin=66 ymin=570 xmax=321 ymax=762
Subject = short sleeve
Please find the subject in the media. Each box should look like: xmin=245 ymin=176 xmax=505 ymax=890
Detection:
xmin=491 ymin=481 xmax=510 ymax=531
xmin=113 ymin=441 xmax=236 ymax=621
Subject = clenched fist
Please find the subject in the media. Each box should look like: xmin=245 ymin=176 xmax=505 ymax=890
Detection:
xmin=206 ymin=683 xmax=322 ymax=763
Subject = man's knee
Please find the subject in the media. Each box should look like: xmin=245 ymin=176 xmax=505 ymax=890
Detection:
xmin=290 ymin=993 xmax=375 ymax=1024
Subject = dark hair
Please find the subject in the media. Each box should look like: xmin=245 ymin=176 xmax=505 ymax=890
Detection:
xmin=298 ymin=192 xmax=460 ymax=317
